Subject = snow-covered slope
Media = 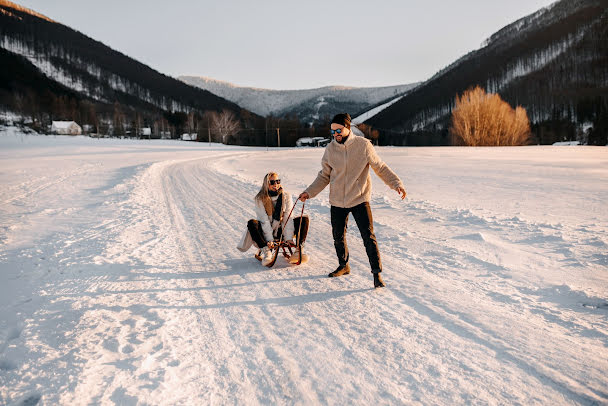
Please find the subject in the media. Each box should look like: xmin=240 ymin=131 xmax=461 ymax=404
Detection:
xmin=367 ymin=0 xmax=607 ymax=137
xmin=0 ymin=1 xmax=244 ymax=118
xmin=1 ymin=127 xmax=607 ymax=404
xmin=179 ymin=76 xmax=417 ymax=122
xmin=352 ymin=95 xmax=404 ymax=124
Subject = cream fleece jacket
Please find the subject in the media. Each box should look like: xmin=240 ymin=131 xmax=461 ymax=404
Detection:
xmin=304 ymin=134 xmax=404 ymax=208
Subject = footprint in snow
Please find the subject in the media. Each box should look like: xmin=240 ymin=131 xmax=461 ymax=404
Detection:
xmin=6 ymin=325 xmax=22 ymax=340
xmin=0 ymin=358 xmax=17 ymax=371
xmin=121 ymin=344 xmax=135 ymax=354
xmin=582 ymin=302 xmax=608 ymax=310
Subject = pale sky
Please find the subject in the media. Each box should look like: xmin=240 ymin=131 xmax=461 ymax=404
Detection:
xmin=17 ymin=0 xmax=557 ymax=90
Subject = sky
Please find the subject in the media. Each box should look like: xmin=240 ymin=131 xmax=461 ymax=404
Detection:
xmin=16 ymin=0 xmax=558 ymax=90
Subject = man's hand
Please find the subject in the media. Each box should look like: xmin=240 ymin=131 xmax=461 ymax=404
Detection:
xmin=396 ymin=187 xmax=407 ymax=200
xmin=298 ymin=192 xmax=309 ymax=202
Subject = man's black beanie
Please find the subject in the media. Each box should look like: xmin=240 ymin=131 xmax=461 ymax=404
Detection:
xmin=331 ymin=113 xmax=351 ymax=129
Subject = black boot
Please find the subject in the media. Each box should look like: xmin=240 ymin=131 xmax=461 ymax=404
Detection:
xmin=373 ymin=273 xmax=385 ymax=288
xmin=328 ymin=264 xmax=350 ymax=277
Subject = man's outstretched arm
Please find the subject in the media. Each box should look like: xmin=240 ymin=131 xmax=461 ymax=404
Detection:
xmin=367 ymin=142 xmax=407 ymax=200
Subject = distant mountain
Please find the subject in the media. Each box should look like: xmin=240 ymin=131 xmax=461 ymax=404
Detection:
xmin=0 ymin=0 xmax=256 ymax=137
xmin=178 ymin=76 xmax=418 ymax=124
xmin=366 ymin=0 xmax=608 ymax=146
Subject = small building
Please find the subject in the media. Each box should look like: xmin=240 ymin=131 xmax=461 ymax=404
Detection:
xmin=181 ymin=133 xmax=197 ymax=141
xmin=51 ymin=121 xmax=82 ymax=135
xmin=296 ymin=136 xmax=330 ymax=147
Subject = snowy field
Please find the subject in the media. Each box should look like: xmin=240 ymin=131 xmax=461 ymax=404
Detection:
xmin=1 ymin=126 xmax=607 ymax=405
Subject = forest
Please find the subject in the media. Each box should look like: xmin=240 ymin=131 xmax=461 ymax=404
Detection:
xmin=365 ymin=0 xmax=608 ymax=146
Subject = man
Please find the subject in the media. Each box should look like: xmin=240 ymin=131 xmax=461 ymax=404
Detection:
xmin=298 ymin=113 xmax=406 ymax=288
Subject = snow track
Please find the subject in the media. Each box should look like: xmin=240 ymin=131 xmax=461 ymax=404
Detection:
xmin=1 ymin=135 xmax=607 ymax=405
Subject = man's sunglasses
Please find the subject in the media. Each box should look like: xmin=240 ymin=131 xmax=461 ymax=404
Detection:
xmin=269 ymin=179 xmax=281 ymax=185
xmin=330 ymin=129 xmax=344 ymax=135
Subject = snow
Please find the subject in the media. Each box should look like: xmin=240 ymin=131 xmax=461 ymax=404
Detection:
xmin=352 ymin=95 xmax=404 ymax=124
xmin=1 ymin=126 xmax=607 ymax=405
xmin=50 ymin=121 xmax=76 ymax=130
xmin=485 ymin=28 xmax=588 ymax=97
xmin=178 ymin=76 xmax=416 ymax=117
xmin=553 ymin=141 xmax=581 ymax=146
xmin=0 ymin=38 xmax=188 ymax=113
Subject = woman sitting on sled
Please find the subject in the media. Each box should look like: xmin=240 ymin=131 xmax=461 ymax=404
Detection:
xmin=237 ymin=172 xmax=309 ymax=266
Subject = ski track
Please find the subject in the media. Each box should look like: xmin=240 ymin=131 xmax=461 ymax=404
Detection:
xmin=1 ymin=148 xmax=607 ymax=405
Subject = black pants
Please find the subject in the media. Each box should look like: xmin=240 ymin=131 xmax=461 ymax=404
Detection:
xmin=247 ymin=217 xmax=309 ymax=248
xmin=331 ymin=202 xmax=382 ymax=274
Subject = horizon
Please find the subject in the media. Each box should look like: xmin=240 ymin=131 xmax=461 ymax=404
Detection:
xmin=15 ymin=0 xmax=557 ymax=90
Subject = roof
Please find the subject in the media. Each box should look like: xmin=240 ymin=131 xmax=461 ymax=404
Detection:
xmin=52 ymin=121 xmax=79 ymax=129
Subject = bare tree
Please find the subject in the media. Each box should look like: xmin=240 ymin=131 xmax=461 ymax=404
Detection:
xmin=202 ymin=111 xmax=214 ymax=143
xmin=450 ymin=86 xmax=531 ymax=146
xmin=186 ymin=111 xmax=197 ymax=140
xmin=209 ymin=109 xmax=241 ymax=144
xmin=112 ymin=102 xmax=125 ymax=137
xmin=358 ymin=123 xmax=380 ymax=145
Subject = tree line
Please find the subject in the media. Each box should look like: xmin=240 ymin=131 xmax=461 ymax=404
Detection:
xmin=366 ymin=0 xmax=608 ymax=146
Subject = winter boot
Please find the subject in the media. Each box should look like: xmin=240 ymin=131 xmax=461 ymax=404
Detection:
xmin=288 ymin=242 xmax=304 ymax=264
xmin=373 ymin=273 xmax=385 ymax=288
xmin=261 ymin=246 xmax=274 ymax=266
xmin=254 ymin=249 xmax=263 ymax=261
xmin=328 ymin=264 xmax=350 ymax=277
xmin=288 ymin=246 xmax=300 ymax=264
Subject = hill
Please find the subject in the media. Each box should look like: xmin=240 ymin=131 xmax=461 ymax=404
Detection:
xmin=366 ymin=0 xmax=608 ymax=146
xmin=0 ymin=0 xmax=257 ymax=138
xmin=179 ymin=76 xmax=417 ymax=125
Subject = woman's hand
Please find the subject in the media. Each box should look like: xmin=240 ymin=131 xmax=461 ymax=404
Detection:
xmin=396 ymin=187 xmax=407 ymax=200
xmin=298 ymin=192 xmax=309 ymax=202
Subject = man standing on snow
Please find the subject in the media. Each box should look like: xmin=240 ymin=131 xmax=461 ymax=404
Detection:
xmin=298 ymin=113 xmax=406 ymax=288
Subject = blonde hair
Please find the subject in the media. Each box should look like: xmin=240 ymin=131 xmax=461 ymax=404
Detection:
xmin=255 ymin=172 xmax=280 ymax=216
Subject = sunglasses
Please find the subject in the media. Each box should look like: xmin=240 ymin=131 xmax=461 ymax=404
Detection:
xmin=269 ymin=179 xmax=281 ymax=185
xmin=330 ymin=128 xmax=345 ymax=135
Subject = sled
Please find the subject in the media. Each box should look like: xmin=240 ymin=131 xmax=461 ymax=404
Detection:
xmin=264 ymin=200 xmax=307 ymax=267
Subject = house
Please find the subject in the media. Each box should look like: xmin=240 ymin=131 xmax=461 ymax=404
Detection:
xmin=51 ymin=121 xmax=82 ymax=135
xmin=181 ymin=133 xmax=197 ymax=141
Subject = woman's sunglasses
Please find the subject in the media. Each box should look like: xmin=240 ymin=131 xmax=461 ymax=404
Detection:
xmin=330 ymin=128 xmax=344 ymax=135
xmin=269 ymin=179 xmax=281 ymax=185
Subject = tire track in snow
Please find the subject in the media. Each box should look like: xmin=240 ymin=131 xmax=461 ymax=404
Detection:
xmin=207 ymin=149 xmax=608 ymax=404
xmin=153 ymin=155 xmax=561 ymax=404
xmin=150 ymin=154 xmax=455 ymax=403
xmin=157 ymin=156 xmax=328 ymax=403
xmin=48 ymin=150 xmax=606 ymax=405
xmin=1 ymin=162 xmax=102 ymax=205
xmin=371 ymin=198 xmax=608 ymax=404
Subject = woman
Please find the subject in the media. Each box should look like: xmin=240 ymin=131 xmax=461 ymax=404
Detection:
xmin=237 ymin=172 xmax=309 ymax=266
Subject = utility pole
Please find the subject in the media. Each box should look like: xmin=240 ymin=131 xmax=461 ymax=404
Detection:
xmin=265 ymin=118 xmax=268 ymax=151
xmin=276 ymin=127 xmax=280 ymax=148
